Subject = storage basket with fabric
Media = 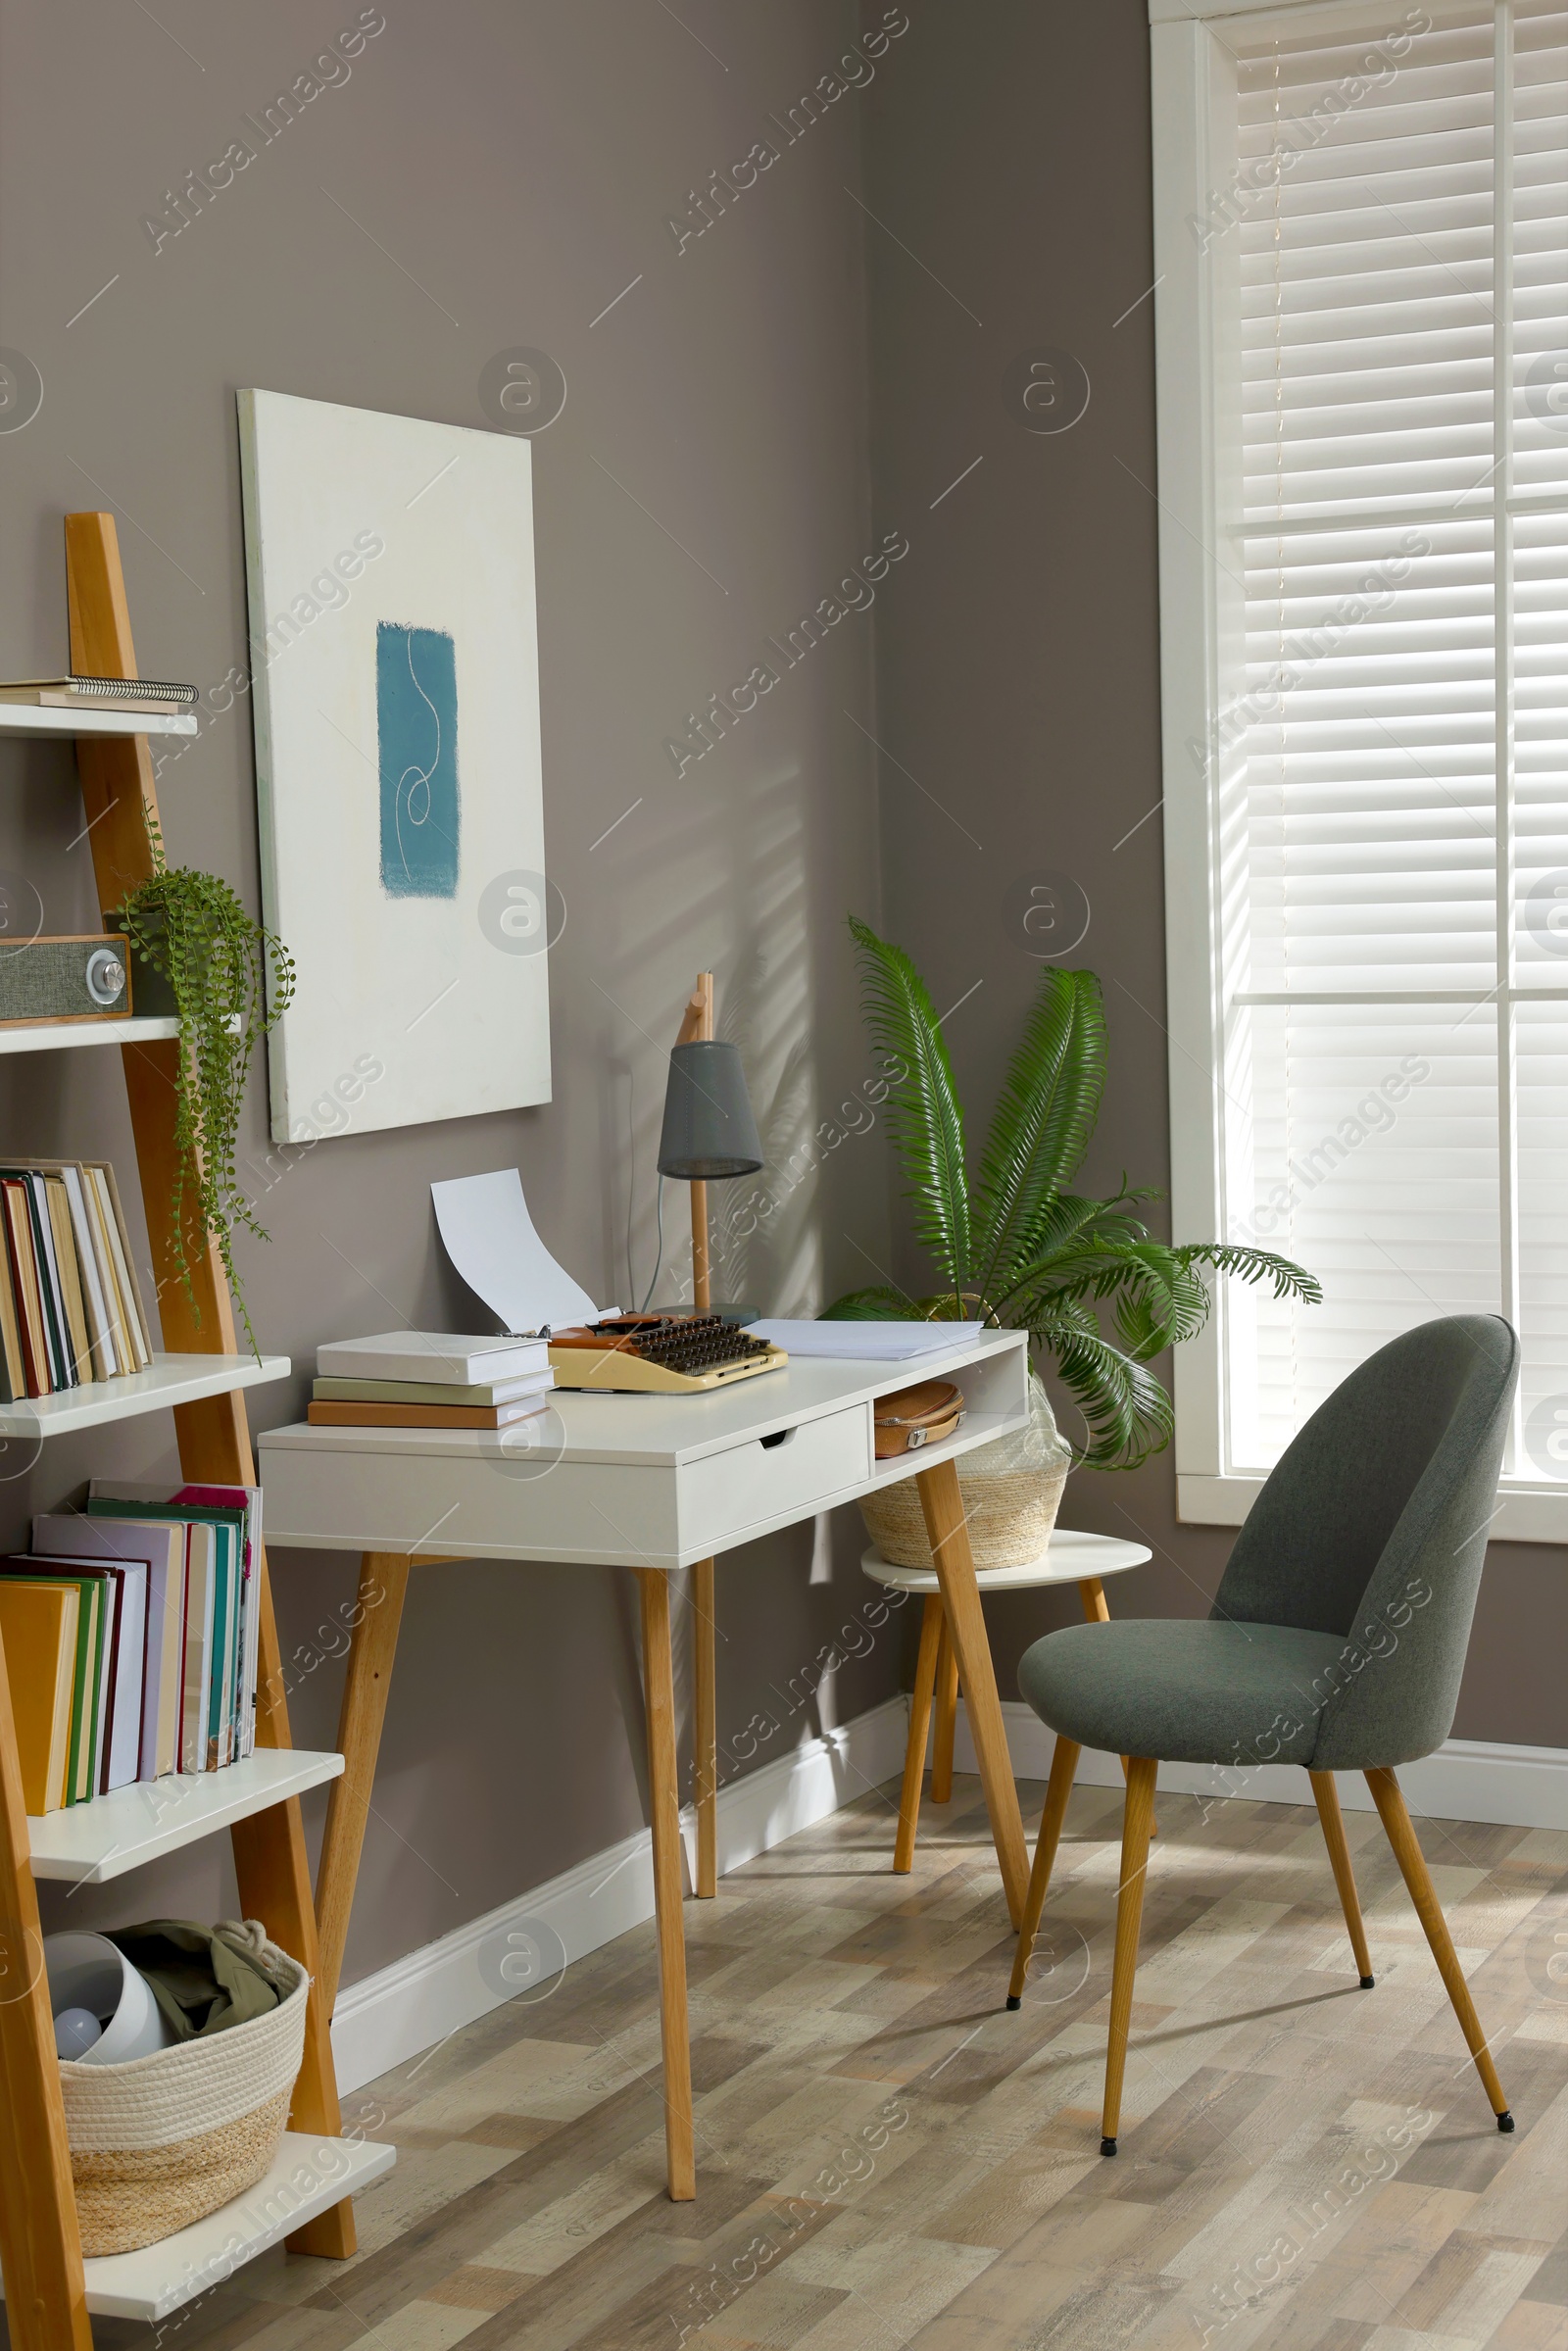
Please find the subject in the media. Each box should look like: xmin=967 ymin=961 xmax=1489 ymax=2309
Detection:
xmin=58 ymin=1932 xmax=308 ymax=2255
xmin=859 ymin=1372 xmax=1070 ymax=1569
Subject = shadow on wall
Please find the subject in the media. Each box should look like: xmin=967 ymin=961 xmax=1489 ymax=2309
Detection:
xmin=599 ymin=755 xmax=834 ymax=1318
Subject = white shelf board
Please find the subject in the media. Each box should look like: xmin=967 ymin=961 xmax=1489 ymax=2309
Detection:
xmin=0 ymin=1010 xmax=241 ymax=1056
xmin=0 ymin=704 xmax=196 ymax=738
xmin=27 ymin=1746 xmax=344 ymax=1882
xmin=861 ymin=1528 xmax=1152 ymax=1592
xmin=0 ymin=2132 xmax=394 ymax=2318
xmin=0 ymin=1013 xmax=181 ymax=1056
xmin=0 ymin=1350 xmax=289 ymax=1438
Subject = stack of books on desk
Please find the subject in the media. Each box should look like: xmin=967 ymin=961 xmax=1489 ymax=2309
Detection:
xmin=308 ymin=1330 xmax=555 ymax=1429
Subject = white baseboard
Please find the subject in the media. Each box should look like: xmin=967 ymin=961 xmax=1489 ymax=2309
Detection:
xmin=943 ymin=1703 xmax=1568 ymax=1834
xmin=332 ymin=1690 xmax=1564 ymax=2095
xmin=330 ymin=1696 xmax=908 ymax=2095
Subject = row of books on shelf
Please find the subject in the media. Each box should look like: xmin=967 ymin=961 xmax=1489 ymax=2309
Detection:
xmin=0 ymin=1156 xmax=153 ymax=1402
xmin=0 ymin=1481 xmax=261 ymax=1817
xmin=307 ymin=1328 xmax=554 ymax=1427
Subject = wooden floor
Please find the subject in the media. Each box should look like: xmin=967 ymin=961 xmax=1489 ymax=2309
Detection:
xmin=84 ymin=1769 xmax=1568 ymax=2351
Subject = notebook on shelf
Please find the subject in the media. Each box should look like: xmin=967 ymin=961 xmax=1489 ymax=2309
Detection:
xmin=0 ymin=675 xmax=198 ymax=709
xmin=88 ymin=1483 xmax=262 ymax=1765
xmin=0 ymin=1579 xmax=79 ymax=1813
xmin=33 ymin=1516 xmax=182 ymax=1783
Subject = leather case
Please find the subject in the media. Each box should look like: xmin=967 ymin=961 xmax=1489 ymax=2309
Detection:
xmin=872 ymin=1378 xmax=965 ymax=1458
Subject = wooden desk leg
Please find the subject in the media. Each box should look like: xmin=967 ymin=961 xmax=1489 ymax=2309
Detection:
xmin=0 ymin=1624 xmax=92 ymax=2351
xmin=638 ymin=1569 xmax=696 ymax=2199
xmin=231 ymin=1544 xmax=355 ymax=2259
xmin=931 ymin=1620 xmax=959 ymax=1804
xmin=315 ymin=1552 xmax=413 ymax=2016
xmin=917 ymin=1458 xmax=1029 ymax=1928
xmin=693 ymin=1558 xmax=717 ymax=1899
xmin=1077 ymin=1577 xmax=1152 ymax=1834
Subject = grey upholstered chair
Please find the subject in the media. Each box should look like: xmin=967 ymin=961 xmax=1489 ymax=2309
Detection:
xmin=1006 ymin=1314 xmax=1519 ymax=2157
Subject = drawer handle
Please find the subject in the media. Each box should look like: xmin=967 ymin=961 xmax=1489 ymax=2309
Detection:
xmin=760 ymin=1427 xmax=797 ymax=1450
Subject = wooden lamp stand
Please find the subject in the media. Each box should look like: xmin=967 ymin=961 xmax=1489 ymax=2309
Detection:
xmin=671 ymin=971 xmax=718 ymax=1892
xmin=673 ymin=970 xmax=715 ymax=1313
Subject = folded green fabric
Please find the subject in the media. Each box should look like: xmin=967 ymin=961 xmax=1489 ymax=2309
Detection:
xmin=105 ymin=1918 xmax=285 ymax=2042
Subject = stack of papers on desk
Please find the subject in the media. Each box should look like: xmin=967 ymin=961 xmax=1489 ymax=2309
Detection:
xmin=745 ymin=1320 xmax=984 ymax=1360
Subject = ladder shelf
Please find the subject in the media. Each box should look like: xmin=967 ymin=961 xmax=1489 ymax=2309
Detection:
xmin=0 ymin=515 xmax=369 ymax=2351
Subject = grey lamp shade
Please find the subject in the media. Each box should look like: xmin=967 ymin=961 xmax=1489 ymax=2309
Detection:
xmin=657 ymin=1042 xmax=763 ymax=1180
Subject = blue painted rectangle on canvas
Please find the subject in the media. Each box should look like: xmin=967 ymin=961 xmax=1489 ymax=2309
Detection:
xmin=377 ymin=622 xmax=460 ymax=898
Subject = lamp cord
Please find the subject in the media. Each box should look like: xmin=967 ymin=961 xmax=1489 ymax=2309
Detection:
xmin=639 ymin=1172 xmax=665 ymax=1313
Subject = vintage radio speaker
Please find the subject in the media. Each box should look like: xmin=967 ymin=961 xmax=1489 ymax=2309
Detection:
xmin=0 ymin=935 xmax=132 ymax=1025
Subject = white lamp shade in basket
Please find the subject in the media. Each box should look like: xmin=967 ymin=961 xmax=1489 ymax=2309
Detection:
xmin=58 ymin=1929 xmax=309 ymax=2256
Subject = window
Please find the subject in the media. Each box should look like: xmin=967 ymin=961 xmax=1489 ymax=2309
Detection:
xmin=1150 ymin=0 xmax=1568 ymax=1537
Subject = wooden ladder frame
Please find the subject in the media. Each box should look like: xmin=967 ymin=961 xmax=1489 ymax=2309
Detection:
xmin=0 ymin=514 xmax=353 ymax=2351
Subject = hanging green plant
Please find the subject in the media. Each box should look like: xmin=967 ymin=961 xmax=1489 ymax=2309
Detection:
xmin=115 ymin=818 xmax=295 ymax=1355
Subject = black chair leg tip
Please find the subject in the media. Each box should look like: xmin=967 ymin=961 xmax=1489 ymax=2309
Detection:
xmin=1004 ymin=1993 xmax=1021 ymax=2012
xmin=1359 ymin=1974 xmax=1375 ymax=1988
xmin=1100 ymin=2136 xmax=1117 ymax=2158
xmin=1497 ymin=2110 xmax=1515 ymax=2133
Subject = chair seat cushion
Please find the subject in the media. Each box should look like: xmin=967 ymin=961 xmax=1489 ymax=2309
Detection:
xmin=1017 ymin=1618 xmax=1349 ymax=1768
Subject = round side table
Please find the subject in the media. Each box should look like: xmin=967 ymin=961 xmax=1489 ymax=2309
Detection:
xmin=861 ymin=1530 xmax=1152 ymax=1872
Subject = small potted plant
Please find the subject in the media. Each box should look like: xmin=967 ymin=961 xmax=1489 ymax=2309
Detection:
xmin=114 ymin=821 xmax=294 ymax=1354
xmin=825 ymin=917 xmax=1319 ymax=1566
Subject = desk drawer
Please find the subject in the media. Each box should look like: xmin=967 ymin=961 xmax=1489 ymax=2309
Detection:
xmin=680 ymin=1406 xmax=870 ymax=1555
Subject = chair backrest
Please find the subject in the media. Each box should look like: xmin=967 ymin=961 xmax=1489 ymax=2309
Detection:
xmin=1211 ymin=1315 xmax=1518 ymax=1768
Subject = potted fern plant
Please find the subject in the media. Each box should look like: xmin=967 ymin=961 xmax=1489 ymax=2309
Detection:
xmin=826 ymin=918 xmax=1319 ymax=1567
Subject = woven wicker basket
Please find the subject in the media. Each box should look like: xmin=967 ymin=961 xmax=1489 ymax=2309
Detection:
xmin=859 ymin=1372 xmax=1071 ymax=1570
xmin=59 ymin=1928 xmax=307 ymax=2255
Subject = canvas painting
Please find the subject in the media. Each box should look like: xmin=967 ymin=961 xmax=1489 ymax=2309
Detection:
xmin=238 ymin=389 xmax=550 ymax=1143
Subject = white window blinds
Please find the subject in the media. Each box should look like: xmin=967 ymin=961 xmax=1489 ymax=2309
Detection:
xmin=1211 ymin=2 xmax=1568 ymax=1484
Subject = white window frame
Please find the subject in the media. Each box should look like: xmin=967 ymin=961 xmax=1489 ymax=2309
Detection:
xmin=1150 ymin=0 xmax=1568 ymax=1543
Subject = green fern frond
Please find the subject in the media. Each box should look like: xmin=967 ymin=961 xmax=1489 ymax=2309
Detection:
xmin=1031 ymin=1301 xmax=1175 ymax=1470
xmin=1170 ymin=1242 xmax=1324 ymax=1304
xmin=818 ymin=1285 xmax=918 ymax=1320
xmin=847 ymin=917 xmax=971 ymax=1304
xmin=972 ymin=967 xmax=1105 ymax=1302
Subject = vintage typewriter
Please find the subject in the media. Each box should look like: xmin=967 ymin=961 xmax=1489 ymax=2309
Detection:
xmin=548 ymin=1313 xmax=788 ymax=1395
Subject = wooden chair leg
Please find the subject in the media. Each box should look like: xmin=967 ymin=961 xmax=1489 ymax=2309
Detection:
xmin=1365 ymin=1767 xmax=1513 ymax=2131
xmin=639 ymin=1569 xmax=696 ymax=2198
xmin=693 ymin=1557 xmax=717 ymax=1898
xmin=1007 ymin=1735 xmax=1081 ymax=2008
xmin=1101 ymin=1755 xmax=1158 ymax=2157
xmin=1078 ymin=1576 xmax=1153 ymax=1835
xmin=1309 ymin=1769 xmax=1374 ymax=1987
xmin=894 ymin=1596 xmax=943 ymax=1874
xmin=930 ymin=1620 xmax=959 ymax=1803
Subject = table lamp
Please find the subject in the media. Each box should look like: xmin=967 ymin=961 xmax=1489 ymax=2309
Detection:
xmin=658 ymin=971 xmax=762 ymax=1312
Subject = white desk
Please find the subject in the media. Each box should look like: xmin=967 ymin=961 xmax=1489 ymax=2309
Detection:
xmin=259 ymin=1330 xmax=1032 ymax=2199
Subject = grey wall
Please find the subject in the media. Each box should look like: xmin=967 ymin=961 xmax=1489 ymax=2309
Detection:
xmin=2 ymin=0 xmax=909 ymax=1981
xmin=858 ymin=0 xmax=1568 ymax=1749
